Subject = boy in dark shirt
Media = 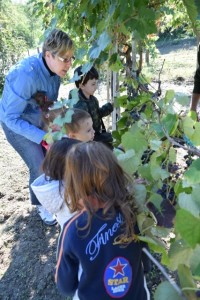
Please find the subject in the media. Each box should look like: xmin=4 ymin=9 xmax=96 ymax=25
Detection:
xmin=70 ymin=65 xmax=114 ymax=149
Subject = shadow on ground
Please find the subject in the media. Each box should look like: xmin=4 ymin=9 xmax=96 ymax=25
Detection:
xmin=0 ymin=209 xmax=66 ymax=300
xmin=157 ymin=37 xmax=197 ymax=55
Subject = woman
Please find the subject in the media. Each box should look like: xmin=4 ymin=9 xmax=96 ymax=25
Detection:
xmin=0 ymin=28 xmax=74 ymax=225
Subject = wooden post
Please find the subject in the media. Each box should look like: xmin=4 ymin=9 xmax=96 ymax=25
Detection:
xmin=112 ymin=40 xmax=119 ymax=131
xmin=145 ymin=49 xmax=150 ymax=66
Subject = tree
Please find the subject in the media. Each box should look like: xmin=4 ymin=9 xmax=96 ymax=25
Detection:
xmin=0 ymin=0 xmax=43 ymax=92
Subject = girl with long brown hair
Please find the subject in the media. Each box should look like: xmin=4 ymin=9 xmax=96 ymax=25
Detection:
xmin=56 ymin=141 xmax=150 ymax=300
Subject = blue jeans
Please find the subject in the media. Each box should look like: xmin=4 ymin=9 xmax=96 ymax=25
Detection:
xmin=1 ymin=122 xmax=45 ymax=205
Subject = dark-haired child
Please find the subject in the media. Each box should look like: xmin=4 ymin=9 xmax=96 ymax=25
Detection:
xmin=70 ymin=65 xmax=113 ymax=149
xmin=31 ymin=109 xmax=94 ymax=227
xmin=31 ymin=138 xmax=80 ymax=228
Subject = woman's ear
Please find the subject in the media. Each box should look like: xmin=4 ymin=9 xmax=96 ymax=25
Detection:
xmin=44 ymin=50 xmax=51 ymax=59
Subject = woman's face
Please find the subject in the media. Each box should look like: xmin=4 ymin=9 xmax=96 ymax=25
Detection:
xmin=45 ymin=50 xmax=74 ymax=78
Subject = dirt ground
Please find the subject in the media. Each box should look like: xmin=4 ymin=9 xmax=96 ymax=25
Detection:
xmin=0 ymin=38 xmax=197 ymax=300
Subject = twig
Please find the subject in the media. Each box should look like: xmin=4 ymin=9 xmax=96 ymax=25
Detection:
xmin=154 ymin=105 xmax=200 ymax=157
xmin=142 ymin=247 xmax=187 ymax=300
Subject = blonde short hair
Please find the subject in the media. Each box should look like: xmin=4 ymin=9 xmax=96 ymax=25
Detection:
xmin=42 ymin=29 xmax=74 ymax=57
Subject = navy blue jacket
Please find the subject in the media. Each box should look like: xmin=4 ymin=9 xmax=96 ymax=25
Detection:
xmin=55 ymin=209 xmax=150 ymax=300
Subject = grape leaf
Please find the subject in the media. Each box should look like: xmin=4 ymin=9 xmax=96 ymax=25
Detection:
xmin=175 ymin=209 xmax=200 ymax=247
xmin=190 ymin=245 xmax=200 ymax=278
xmin=178 ymin=192 xmax=200 ymax=217
xmin=168 ymin=239 xmax=193 ymax=270
xmin=154 ymin=281 xmax=182 ymax=300
xmin=117 ymin=149 xmax=140 ymax=174
xmin=184 ymin=158 xmax=200 ymax=184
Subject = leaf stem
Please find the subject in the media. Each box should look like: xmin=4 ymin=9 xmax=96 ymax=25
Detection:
xmin=142 ymin=247 xmax=187 ymax=299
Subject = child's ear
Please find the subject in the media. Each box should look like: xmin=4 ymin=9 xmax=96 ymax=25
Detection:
xmin=68 ymin=132 xmax=76 ymax=139
xmin=79 ymin=83 xmax=85 ymax=89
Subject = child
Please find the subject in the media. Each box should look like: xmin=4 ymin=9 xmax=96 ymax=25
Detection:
xmin=31 ymin=138 xmax=80 ymax=227
xmin=55 ymin=141 xmax=150 ymax=300
xmin=71 ymin=65 xmax=114 ymax=149
xmin=31 ymin=109 xmax=94 ymax=227
xmin=0 ymin=29 xmax=74 ymax=226
xmin=65 ymin=108 xmax=95 ymax=142
xmin=41 ymin=107 xmax=95 ymax=148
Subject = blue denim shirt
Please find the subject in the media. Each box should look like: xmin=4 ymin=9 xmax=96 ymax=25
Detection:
xmin=0 ymin=53 xmax=60 ymax=144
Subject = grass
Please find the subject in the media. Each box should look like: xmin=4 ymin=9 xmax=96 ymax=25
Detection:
xmin=142 ymin=37 xmax=198 ymax=85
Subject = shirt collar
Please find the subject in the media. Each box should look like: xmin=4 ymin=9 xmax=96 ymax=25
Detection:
xmin=42 ymin=56 xmax=56 ymax=76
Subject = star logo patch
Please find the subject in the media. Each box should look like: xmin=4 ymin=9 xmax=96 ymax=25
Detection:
xmin=104 ymin=256 xmax=132 ymax=298
xmin=110 ymin=258 xmax=127 ymax=277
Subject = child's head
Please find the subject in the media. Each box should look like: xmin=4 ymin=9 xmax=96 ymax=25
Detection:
xmin=65 ymin=108 xmax=95 ymax=142
xmin=42 ymin=138 xmax=80 ymax=183
xmin=64 ymin=141 xmax=137 ymax=236
xmin=74 ymin=66 xmax=99 ymax=97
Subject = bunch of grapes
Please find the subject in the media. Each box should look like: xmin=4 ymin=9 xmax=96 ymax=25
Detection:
xmin=184 ymin=153 xmax=195 ymax=169
xmin=147 ymin=183 xmax=176 ymax=228
xmin=141 ymin=149 xmax=155 ymax=164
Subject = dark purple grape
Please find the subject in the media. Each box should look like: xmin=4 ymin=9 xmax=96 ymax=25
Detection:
xmin=196 ymin=290 xmax=200 ymax=297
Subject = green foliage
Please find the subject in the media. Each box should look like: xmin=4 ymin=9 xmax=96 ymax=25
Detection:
xmin=154 ymin=281 xmax=183 ymax=300
xmin=30 ymin=0 xmax=200 ymax=297
xmin=0 ymin=0 xmax=43 ymax=92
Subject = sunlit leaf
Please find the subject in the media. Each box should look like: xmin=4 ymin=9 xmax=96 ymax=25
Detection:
xmin=178 ymin=264 xmax=197 ymax=299
xmin=175 ymin=209 xmax=200 ymax=248
xmin=97 ymin=31 xmax=111 ymax=50
xmin=89 ymin=46 xmax=101 ymax=59
xmin=122 ymin=128 xmax=148 ymax=155
xmin=133 ymin=183 xmax=147 ymax=210
xmin=178 ymin=193 xmax=200 ymax=217
xmin=164 ymin=90 xmax=175 ymax=103
xmin=52 ymin=131 xmax=63 ymax=141
xmin=148 ymin=193 xmax=163 ymax=210
xmin=117 ymin=149 xmax=140 ymax=174
xmin=63 ymin=109 xmax=74 ymax=123
xmin=138 ymin=164 xmax=153 ymax=181
xmin=190 ymin=245 xmax=200 ymax=278
xmin=168 ymin=240 xmax=193 ymax=270
xmin=154 ymin=281 xmax=182 ymax=300
xmin=184 ymin=158 xmax=200 ymax=184
xmin=81 ymin=62 xmax=94 ymax=74
xmin=182 ymin=116 xmax=195 ymax=137
xmin=43 ymin=131 xmax=53 ymax=144
xmin=149 ymin=139 xmax=162 ymax=151
xmin=161 ymin=113 xmax=178 ymax=136
xmin=190 ymin=122 xmax=200 ymax=146
xmin=150 ymin=160 xmax=169 ymax=181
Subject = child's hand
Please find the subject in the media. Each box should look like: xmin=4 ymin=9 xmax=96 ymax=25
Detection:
xmin=187 ymin=110 xmax=198 ymax=121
